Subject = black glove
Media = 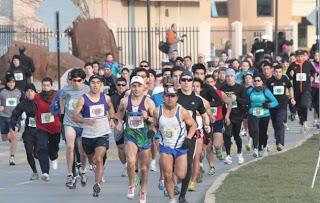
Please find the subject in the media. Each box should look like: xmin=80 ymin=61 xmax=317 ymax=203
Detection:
xmin=263 ymin=102 xmax=271 ymax=109
xmin=147 ymin=129 xmax=155 ymax=139
xmin=182 ymin=137 xmax=192 ymax=149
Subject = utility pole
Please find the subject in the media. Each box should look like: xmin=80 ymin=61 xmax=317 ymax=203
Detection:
xmin=147 ymin=0 xmax=151 ymax=65
xmin=274 ymin=0 xmax=279 ymax=57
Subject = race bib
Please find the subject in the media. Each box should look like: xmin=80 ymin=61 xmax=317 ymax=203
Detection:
xmin=89 ymin=104 xmax=105 ymax=118
xmin=28 ymin=117 xmax=36 ymax=127
xmin=41 ymin=113 xmax=54 ymax=124
xmin=5 ymin=98 xmax=17 ymax=107
xmin=161 ymin=128 xmax=176 ymax=138
xmin=14 ymin=72 xmax=23 ymax=81
xmin=253 ymin=107 xmax=264 ymax=116
xmin=273 ymin=86 xmax=284 ymax=95
xmin=68 ymin=99 xmax=78 ymax=111
xmin=210 ymin=107 xmax=217 ymax=116
xmin=296 ymin=73 xmax=306 ymax=81
xmin=128 ymin=115 xmax=144 ymax=129
xmin=103 ymin=86 xmax=110 ymax=95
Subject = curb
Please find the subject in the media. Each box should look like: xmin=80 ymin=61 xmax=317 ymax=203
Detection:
xmin=204 ymin=132 xmax=315 ymax=203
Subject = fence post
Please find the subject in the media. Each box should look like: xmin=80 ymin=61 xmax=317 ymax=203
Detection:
xmin=263 ymin=21 xmax=273 ymax=41
xmin=198 ymin=21 xmax=210 ymax=62
xmin=289 ymin=21 xmax=298 ymax=51
xmin=231 ymin=21 xmax=242 ymax=59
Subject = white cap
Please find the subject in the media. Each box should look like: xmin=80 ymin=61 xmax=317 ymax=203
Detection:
xmin=130 ymin=76 xmax=145 ymax=85
xmin=261 ymin=35 xmax=270 ymax=41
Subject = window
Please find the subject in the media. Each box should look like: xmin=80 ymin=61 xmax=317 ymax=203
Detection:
xmin=211 ymin=0 xmax=228 ymax=17
xmin=257 ymin=0 xmax=272 ymax=17
xmin=0 ymin=0 xmax=13 ymax=17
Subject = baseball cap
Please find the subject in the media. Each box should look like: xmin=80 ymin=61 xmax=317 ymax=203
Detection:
xmin=164 ymin=86 xmax=177 ymax=96
xmin=180 ymin=71 xmax=193 ymax=79
xmin=225 ymin=68 xmax=236 ymax=77
xmin=89 ymin=74 xmax=105 ymax=83
xmin=25 ymin=83 xmax=37 ymax=92
xmin=130 ymin=76 xmax=145 ymax=85
xmin=295 ymin=50 xmax=304 ymax=56
xmin=5 ymin=73 xmax=15 ymax=83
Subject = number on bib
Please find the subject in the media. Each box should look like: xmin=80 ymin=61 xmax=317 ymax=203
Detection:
xmin=253 ymin=107 xmax=264 ymax=116
xmin=273 ymin=86 xmax=284 ymax=95
xmin=5 ymin=98 xmax=17 ymax=107
xmin=41 ymin=113 xmax=54 ymax=124
xmin=89 ymin=104 xmax=105 ymax=118
xmin=296 ymin=73 xmax=306 ymax=81
xmin=28 ymin=117 xmax=36 ymax=127
xmin=128 ymin=116 xmax=144 ymax=129
xmin=14 ymin=72 xmax=23 ymax=81
xmin=210 ymin=107 xmax=217 ymax=116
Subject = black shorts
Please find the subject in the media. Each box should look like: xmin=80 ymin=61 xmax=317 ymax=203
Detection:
xmin=82 ymin=135 xmax=109 ymax=155
xmin=212 ymin=120 xmax=224 ymax=133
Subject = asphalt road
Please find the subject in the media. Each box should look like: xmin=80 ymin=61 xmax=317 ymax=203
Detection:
xmin=0 ymin=113 xmax=316 ymax=203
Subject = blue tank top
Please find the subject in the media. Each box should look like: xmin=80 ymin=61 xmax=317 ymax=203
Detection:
xmin=81 ymin=92 xmax=109 ymax=119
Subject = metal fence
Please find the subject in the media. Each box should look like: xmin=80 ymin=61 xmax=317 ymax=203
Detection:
xmin=0 ymin=25 xmax=70 ymax=57
xmin=116 ymin=26 xmax=199 ymax=69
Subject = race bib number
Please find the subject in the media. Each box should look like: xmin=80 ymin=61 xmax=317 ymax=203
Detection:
xmin=28 ymin=117 xmax=36 ymax=127
xmin=68 ymin=99 xmax=78 ymax=111
xmin=296 ymin=73 xmax=306 ymax=81
xmin=41 ymin=113 xmax=54 ymax=124
xmin=5 ymin=98 xmax=17 ymax=107
xmin=253 ymin=107 xmax=264 ymax=116
xmin=14 ymin=72 xmax=23 ymax=81
xmin=273 ymin=86 xmax=284 ymax=95
xmin=128 ymin=116 xmax=144 ymax=129
xmin=210 ymin=107 xmax=217 ymax=116
xmin=89 ymin=104 xmax=105 ymax=118
xmin=161 ymin=128 xmax=176 ymax=138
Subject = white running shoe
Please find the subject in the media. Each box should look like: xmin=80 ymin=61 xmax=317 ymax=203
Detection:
xmin=237 ymin=153 xmax=244 ymax=165
xmin=139 ymin=191 xmax=147 ymax=203
xmin=150 ymin=159 xmax=157 ymax=172
xmin=168 ymin=198 xmax=177 ymax=203
xmin=127 ymin=186 xmax=135 ymax=199
xmin=41 ymin=173 xmax=50 ymax=182
xmin=252 ymin=148 xmax=259 ymax=158
xmin=51 ymin=159 xmax=58 ymax=170
xmin=224 ymin=155 xmax=232 ymax=165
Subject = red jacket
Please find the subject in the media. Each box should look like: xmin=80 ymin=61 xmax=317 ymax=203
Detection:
xmin=34 ymin=91 xmax=61 ymax=135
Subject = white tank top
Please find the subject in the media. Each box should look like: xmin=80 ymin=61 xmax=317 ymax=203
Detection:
xmin=158 ymin=104 xmax=187 ymax=149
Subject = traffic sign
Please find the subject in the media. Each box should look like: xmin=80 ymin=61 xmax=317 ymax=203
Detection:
xmin=36 ymin=0 xmax=80 ymax=31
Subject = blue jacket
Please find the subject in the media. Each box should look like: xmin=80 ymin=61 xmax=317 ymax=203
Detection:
xmin=246 ymin=87 xmax=278 ymax=118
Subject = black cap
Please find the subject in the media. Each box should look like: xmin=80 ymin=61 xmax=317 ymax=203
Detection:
xmin=295 ymin=50 xmax=304 ymax=56
xmin=180 ymin=71 xmax=193 ymax=79
xmin=25 ymin=83 xmax=37 ymax=92
xmin=5 ymin=73 xmax=15 ymax=83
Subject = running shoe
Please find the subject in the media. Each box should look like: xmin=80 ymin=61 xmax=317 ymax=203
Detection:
xmin=208 ymin=166 xmax=215 ymax=176
xmin=158 ymin=179 xmax=165 ymax=190
xmin=41 ymin=173 xmax=50 ymax=182
xmin=80 ymin=172 xmax=88 ymax=186
xmin=51 ymin=159 xmax=58 ymax=170
xmin=66 ymin=175 xmax=76 ymax=189
xmin=9 ymin=156 xmax=15 ymax=166
xmin=216 ymin=150 xmax=223 ymax=160
xmin=188 ymin=182 xmax=196 ymax=191
xmin=139 ymin=191 xmax=147 ymax=203
xmin=169 ymin=198 xmax=178 ymax=203
xmin=92 ymin=183 xmax=101 ymax=197
xmin=127 ymin=186 xmax=135 ymax=199
xmin=174 ymin=183 xmax=180 ymax=195
xmin=224 ymin=155 xmax=232 ymax=165
xmin=237 ymin=153 xmax=244 ymax=165
xmin=30 ymin=173 xmax=39 ymax=180
xmin=276 ymin=144 xmax=283 ymax=152
xmin=252 ymin=148 xmax=259 ymax=158
xmin=150 ymin=159 xmax=157 ymax=172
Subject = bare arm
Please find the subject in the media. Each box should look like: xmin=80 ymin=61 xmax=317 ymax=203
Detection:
xmin=59 ymin=96 xmax=65 ymax=114
xmin=72 ymin=97 xmax=92 ymax=125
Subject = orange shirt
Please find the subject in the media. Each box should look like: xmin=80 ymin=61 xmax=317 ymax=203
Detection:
xmin=166 ymin=30 xmax=176 ymax=44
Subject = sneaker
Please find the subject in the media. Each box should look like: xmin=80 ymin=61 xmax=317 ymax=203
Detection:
xmin=178 ymin=196 xmax=189 ymax=203
xmin=150 ymin=159 xmax=157 ymax=172
xmin=139 ymin=191 xmax=147 ymax=203
xmin=283 ymin=123 xmax=290 ymax=131
xmin=237 ymin=153 xmax=244 ymax=165
xmin=158 ymin=179 xmax=165 ymax=190
xmin=188 ymin=182 xmax=196 ymax=191
xmin=127 ymin=186 xmax=135 ymax=199
xmin=65 ymin=175 xmax=76 ymax=189
xmin=121 ymin=165 xmax=127 ymax=177
xmin=80 ymin=172 xmax=88 ymax=186
xmin=224 ymin=155 xmax=232 ymax=165
xmin=51 ymin=159 xmax=58 ymax=170
xmin=245 ymin=144 xmax=251 ymax=151
xmin=41 ymin=173 xmax=50 ymax=182
xmin=169 ymin=198 xmax=178 ymax=203
xmin=216 ymin=150 xmax=223 ymax=160
xmin=30 ymin=173 xmax=39 ymax=180
xmin=9 ymin=156 xmax=15 ymax=166
xmin=262 ymin=148 xmax=268 ymax=157
xmin=174 ymin=184 xmax=180 ymax=195
xmin=252 ymin=148 xmax=259 ymax=158
xmin=92 ymin=183 xmax=101 ymax=197
xmin=276 ymin=144 xmax=283 ymax=152
xmin=208 ymin=166 xmax=215 ymax=176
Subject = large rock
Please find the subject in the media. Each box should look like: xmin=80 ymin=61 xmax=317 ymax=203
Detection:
xmin=71 ymin=18 xmax=118 ymax=62
xmin=0 ymin=41 xmax=84 ymax=82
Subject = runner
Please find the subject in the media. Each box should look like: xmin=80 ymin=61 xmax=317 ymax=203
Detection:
xmin=60 ymin=68 xmax=89 ymax=188
xmin=10 ymin=83 xmax=38 ymax=179
xmin=72 ymin=74 xmax=115 ymax=197
xmin=0 ymin=73 xmax=22 ymax=165
xmin=115 ymin=76 xmax=156 ymax=203
xmin=247 ymin=74 xmax=278 ymax=157
xmin=154 ymin=85 xmax=197 ymax=203
xmin=34 ymin=77 xmax=61 ymax=181
xmin=266 ymin=65 xmax=295 ymax=151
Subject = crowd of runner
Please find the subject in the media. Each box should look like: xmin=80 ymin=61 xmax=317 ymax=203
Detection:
xmin=0 ymin=44 xmax=319 ymax=203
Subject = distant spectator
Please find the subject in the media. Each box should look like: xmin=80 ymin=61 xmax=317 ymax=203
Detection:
xmin=102 ymin=53 xmax=120 ymax=77
xmin=92 ymin=61 xmax=100 ymax=74
xmin=6 ymin=55 xmax=31 ymax=92
xmin=139 ymin=60 xmax=150 ymax=70
xmin=19 ymin=46 xmax=35 ymax=83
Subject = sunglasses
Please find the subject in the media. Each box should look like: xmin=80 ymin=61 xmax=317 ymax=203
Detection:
xmin=140 ymin=65 xmax=148 ymax=68
xmin=117 ymin=83 xmax=126 ymax=87
xmin=254 ymin=79 xmax=262 ymax=82
xmin=72 ymin=79 xmax=83 ymax=82
xmin=181 ymin=78 xmax=193 ymax=82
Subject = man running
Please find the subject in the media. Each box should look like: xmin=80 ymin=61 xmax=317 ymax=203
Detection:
xmin=60 ymin=68 xmax=89 ymax=188
xmin=116 ymin=76 xmax=156 ymax=203
xmin=72 ymin=74 xmax=115 ymax=197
